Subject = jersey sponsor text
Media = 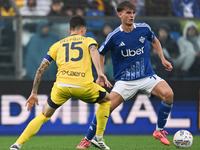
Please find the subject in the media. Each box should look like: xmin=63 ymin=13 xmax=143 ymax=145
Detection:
xmin=58 ymin=70 xmax=85 ymax=77
xmin=121 ymin=47 xmax=144 ymax=57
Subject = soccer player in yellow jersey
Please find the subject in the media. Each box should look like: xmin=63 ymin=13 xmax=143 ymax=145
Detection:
xmin=10 ymin=16 xmax=112 ymax=150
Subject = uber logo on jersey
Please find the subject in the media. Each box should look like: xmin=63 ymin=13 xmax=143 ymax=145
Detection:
xmin=139 ymin=36 xmax=145 ymax=43
xmin=121 ymin=47 xmax=144 ymax=57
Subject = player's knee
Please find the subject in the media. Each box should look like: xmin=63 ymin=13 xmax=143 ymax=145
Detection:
xmin=42 ymin=112 xmax=51 ymax=118
xmin=99 ymin=92 xmax=111 ymax=103
xmin=162 ymin=90 xmax=174 ymax=104
xmin=105 ymin=92 xmax=111 ymax=101
xmin=42 ymin=108 xmax=55 ymax=118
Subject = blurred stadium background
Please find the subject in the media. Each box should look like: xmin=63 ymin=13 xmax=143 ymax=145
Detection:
xmin=0 ymin=0 xmax=200 ymax=149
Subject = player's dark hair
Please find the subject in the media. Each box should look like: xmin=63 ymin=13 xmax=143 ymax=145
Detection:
xmin=70 ymin=15 xmax=87 ymax=31
xmin=117 ymin=1 xmax=136 ymax=12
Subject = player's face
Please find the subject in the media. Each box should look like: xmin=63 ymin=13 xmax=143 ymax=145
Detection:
xmin=118 ymin=8 xmax=135 ymax=26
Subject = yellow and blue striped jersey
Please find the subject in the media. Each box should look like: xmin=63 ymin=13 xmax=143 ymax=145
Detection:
xmin=46 ymin=35 xmax=98 ymax=86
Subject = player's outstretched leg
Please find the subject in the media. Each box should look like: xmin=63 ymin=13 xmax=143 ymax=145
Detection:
xmin=92 ymin=100 xmax=111 ymax=150
xmin=77 ymin=98 xmax=111 ymax=149
xmin=76 ymin=116 xmax=97 ymax=149
xmin=77 ymin=115 xmax=110 ymax=149
xmin=77 ymin=102 xmax=111 ymax=149
xmin=152 ymin=81 xmax=173 ymax=145
xmin=153 ymin=101 xmax=173 ymax=145
xmin=10 ymin=113 xmax=50 ymax=150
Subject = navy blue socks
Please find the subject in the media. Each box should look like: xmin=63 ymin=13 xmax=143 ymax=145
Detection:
xmin=85 ymin=116 xmax=97 ymax=140
xmin=156 ymin=101 xmax=173 ymax=131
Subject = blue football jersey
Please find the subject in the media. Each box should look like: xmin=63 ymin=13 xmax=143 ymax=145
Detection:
xmin=98 ymin=23 xmax=156 ymax=81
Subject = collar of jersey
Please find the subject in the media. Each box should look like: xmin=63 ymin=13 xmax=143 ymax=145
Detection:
xmin=119 ymin=23 xmax=136 ymax=32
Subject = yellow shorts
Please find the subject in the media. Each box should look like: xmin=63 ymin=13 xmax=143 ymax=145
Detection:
xmin=48 ymin=82 xmax=106 ymax=108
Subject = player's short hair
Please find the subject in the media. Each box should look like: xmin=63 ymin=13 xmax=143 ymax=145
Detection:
xmin=117 ymin=1 xmax=136 ymax=12
xmin=70 ymin=15 xmax=87 ymax=31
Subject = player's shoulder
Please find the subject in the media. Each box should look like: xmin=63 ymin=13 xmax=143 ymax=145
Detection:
xmin=85 ymin=36 xmax=95 ymax=41
xmin=50 ymin=39 xmax=61 ymax=48
xmin=85 ymin=37 xmax=98 ymax=44
xmin=135 ymin=22 xmax=152 ymax=30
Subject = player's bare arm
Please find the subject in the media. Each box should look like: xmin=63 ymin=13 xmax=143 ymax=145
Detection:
xmin=89 ymin=45 xmax=112 ymax=88
xmin=99 ymin=54 xmax=105 ymax=74
xmin=151 ymin=37 xmax=173 ymax=71
xmin=96 ymin=54 xmax=107 ymax=87
xmin=25 ymin=59 xmax=51 ymax=111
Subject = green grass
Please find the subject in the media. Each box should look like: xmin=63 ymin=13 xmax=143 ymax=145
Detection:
xmin=1 ymin=135 xmax=200 ymax=150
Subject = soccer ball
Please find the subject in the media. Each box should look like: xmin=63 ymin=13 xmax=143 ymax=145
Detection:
xmin=173 ymin=130 xmax=193 ymax=148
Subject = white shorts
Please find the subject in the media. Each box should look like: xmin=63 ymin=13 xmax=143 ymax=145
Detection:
xmin=112 ymin=74 xmax=164 ymax=101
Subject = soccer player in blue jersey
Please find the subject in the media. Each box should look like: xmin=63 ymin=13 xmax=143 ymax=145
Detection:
xmin=77 ymin=1 xmax=174 ymax=149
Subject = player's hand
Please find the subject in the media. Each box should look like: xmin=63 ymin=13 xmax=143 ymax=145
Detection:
xmin=25 ymin=93 xmax=39 ymax=111
xmin=96 ymin=73 xmax=113 ymax=88
xmin=162 ymin=59 xmax=173 ymax=71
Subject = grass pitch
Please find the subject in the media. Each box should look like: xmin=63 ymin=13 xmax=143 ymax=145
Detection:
xmin=1 ymin=135 xmax=200 ymax=150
